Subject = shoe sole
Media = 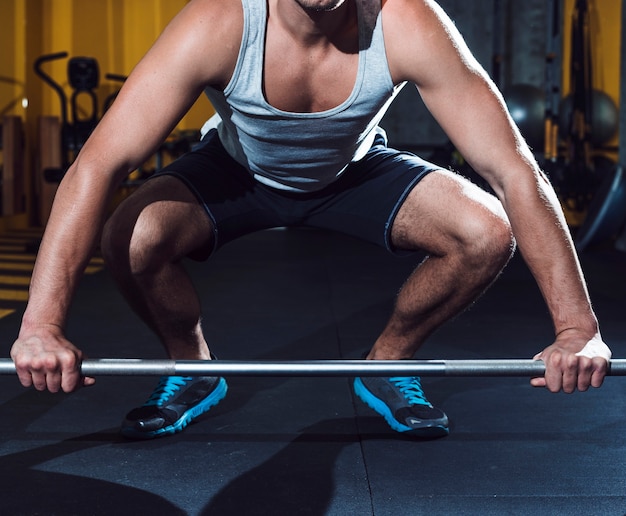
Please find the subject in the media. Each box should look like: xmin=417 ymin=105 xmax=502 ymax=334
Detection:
xmin=353 ymin=377 xmax=449 ymax=438
xmin=121 ymin=377 xmax=228 ymax=440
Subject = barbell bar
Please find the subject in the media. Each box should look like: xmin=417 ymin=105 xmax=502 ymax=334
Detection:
xmin=0 ymin=358 xmax=625 ymax=377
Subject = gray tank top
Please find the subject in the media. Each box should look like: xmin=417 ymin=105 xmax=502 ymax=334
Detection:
xmin=203 ymin=0 xmax=406 ymax=192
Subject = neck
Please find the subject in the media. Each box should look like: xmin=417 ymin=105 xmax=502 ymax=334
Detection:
xmin=273 ymin=0 xmax=355 ymax=44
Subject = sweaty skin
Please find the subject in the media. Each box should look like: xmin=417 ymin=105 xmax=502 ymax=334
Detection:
xmin=11 ymin=0 xmax=609 ymax=394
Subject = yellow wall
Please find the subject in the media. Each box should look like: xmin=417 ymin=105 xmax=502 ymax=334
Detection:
xmin=563 ymin=0 xmax=621 ymax=103
xmin=1 ymin=0 xmax=212 ymax=128
xmin=0 ymin=1 xmax=27 ymax=119
xmin=0 ymin=0 xmax=213 ymax=224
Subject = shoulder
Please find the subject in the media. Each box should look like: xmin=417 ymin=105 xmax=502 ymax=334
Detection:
xmin=181 ymin=0 xmax=243 ymax=32
xmin=381 ymin=0 xmax=450 ymax=42
xmin=158 ymin=0 xmax=244 ymax=88
xmin=381 ymin=0 xmax=481 ymax=85
xmin=169 ymin=0 xmax=243 ymax=31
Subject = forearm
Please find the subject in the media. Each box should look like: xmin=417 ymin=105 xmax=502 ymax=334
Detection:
xmin=499 ymin=169 xmax=599 ymax=339
xmin=20 ymin=161 xmax=117 ymax=334
xmin=420 ymin=72 xmax=598 ymax=338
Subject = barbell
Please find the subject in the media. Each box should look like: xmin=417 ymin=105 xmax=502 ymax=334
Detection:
xmin=0 ymin=358 xmax=624 ymax=377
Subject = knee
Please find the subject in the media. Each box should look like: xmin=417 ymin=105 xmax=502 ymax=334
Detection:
xmin=101 ymin=205 xmax=164 ymax=277
xmin=101 ymin=209 xmax=134 ymax=274
xmin=459 ymin=208 xmax=515 ymax=270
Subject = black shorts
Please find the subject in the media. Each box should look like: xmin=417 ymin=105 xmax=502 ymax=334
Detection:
xmin=155 ymin=129 xmax=439 ymax=254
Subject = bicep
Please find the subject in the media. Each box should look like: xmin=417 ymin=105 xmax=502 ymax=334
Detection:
xmin=77 ymin=0 xmax=236 ymax=179
xmin=417 ymin=73 xmax=527 ymax=195
xmin=386 ymin=0 xmax=534 ymax=195
xmin=87 ymin=56 xmax=205 ymax=177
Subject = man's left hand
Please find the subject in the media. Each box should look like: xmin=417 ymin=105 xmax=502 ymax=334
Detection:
xmin=531 ymin=332 xmax=611 ymax=393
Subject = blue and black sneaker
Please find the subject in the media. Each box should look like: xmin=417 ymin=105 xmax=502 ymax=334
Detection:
xmin=121 ymin=375 xmax=228 ymax=439
xmin=354 ymin=376 xmax=449 ymax=437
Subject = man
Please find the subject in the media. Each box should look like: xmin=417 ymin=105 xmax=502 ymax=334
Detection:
xmin=11 ymin=0 xmax=611 ymax=440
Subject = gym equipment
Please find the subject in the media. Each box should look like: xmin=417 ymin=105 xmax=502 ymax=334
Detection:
xmin=0 ymin=358 xmax=624 ymax=377
xmin=559 ymin=90 xmax=619 ymax=147
xmin=575 ymin=164 xmax=626 ymax=250
xmin=34 ymin=53 xmax=125 ymax=183
xmin=34 ymin=52 xmax=100 ymax=182
xmin=551 ymin=0 xmax=615 ymax=219
xmin=543 ymin=0 xmax=563 ymax=162
xmin=563 ymin=0 xmax=625 ymax=250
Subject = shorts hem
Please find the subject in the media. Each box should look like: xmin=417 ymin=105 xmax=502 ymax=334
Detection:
xmin=150 ymin=170 xmax=220 ymax=256
xmin=383 ymin=168 xmax=437 ymax=256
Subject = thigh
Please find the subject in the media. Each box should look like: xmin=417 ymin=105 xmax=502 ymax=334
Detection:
xmin=106 ymin=174 xmax=215 ymax=262
xmin=303 ymin=137 xmax=438 ymax=253
xmin=391 ymin=168 xmax=509 ymax=254
xmin=154 ymin=130 xmax=286 ymax=252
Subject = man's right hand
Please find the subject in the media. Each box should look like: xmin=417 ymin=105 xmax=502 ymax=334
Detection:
xmin=10 ymin=327 xmax=95 ymax=393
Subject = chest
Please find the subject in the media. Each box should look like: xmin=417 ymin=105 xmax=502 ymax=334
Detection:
xmin=262 ymin=24 xmax=360 ymax=113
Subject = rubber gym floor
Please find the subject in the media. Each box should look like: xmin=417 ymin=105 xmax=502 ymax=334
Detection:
xmin=0 ymin=227 xmax=624 ymax=515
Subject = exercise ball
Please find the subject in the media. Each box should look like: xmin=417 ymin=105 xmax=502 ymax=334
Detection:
xmin=504 ymin=84 xmax=546 ymax=151
xmin=559 ymin=89 xmax=619 ymax=146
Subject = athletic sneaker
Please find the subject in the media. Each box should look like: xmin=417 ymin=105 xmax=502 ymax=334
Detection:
xmin=353 ymin=376 xmax=449 ymax=437
xmin=120 ymin=375 xmax=228 ymax=439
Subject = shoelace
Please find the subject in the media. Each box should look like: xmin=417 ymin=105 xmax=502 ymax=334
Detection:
xmin=144 ymin=376 xmax=193 ymax=406
xmin=389 ymin=376 xmax=430 ymax=406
